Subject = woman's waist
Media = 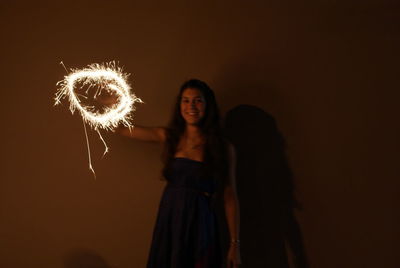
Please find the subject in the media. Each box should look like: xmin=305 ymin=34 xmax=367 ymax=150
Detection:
xmin=165 ymin=184 xmax=215 ymax=197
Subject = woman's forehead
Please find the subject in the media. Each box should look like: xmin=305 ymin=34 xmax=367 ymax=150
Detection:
xmin=182 ymin=88 xmax=203 ymax=98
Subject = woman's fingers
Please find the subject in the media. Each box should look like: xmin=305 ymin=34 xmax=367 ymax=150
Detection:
xmin=97 ymin=94 xmax=118 ymax=105
xmin=229 ymin=259 xmax=240 ymax=267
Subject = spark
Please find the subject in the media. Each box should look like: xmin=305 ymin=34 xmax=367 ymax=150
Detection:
xmin=55 ymin=61 xmax=142 ymax=131
xmin=55 ymin=61 xmax=143 ymax=178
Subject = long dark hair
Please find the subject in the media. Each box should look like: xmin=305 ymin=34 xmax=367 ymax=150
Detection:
xmin=162 ymin=79 xmax=229 ymax=188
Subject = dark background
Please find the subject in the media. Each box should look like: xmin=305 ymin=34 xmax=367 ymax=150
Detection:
xmin=0 ymin=1 xmax=399 ymax=267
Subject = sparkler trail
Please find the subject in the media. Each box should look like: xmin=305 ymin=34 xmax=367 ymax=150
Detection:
xmin=55 ymin=61 xmax=143 ymax=177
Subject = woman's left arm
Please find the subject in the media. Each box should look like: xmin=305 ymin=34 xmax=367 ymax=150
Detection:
xmin=224 ymin=143 xmax=241 ymax=267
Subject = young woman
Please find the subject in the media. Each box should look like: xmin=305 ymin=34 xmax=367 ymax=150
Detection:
xmin=115 ymin=79 xmax=241 ymax=267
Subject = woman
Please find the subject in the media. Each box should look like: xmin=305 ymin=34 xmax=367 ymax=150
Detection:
xmin=115 ymin=79 xmax=241 ymax=267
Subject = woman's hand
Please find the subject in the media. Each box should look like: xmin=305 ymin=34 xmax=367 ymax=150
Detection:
xmin=96 ymin=94 xmax=119 ymax=106
xmin=227 ymin=243 xmax=241 ymax=268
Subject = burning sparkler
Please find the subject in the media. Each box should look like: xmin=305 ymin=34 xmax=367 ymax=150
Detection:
xmin=55 ymin=61 xmax=143 ymax=177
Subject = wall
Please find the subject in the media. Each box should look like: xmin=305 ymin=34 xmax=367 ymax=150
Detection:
xmin=0 ymin=1 xmax=398 ymax=267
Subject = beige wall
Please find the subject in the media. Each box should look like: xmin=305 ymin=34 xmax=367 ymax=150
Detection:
xmin=0 ymin=1 xmax=399 ymax=267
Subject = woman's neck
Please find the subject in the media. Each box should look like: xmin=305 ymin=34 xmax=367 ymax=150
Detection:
xmin=184 ymin=125 xmax=203 ymax=140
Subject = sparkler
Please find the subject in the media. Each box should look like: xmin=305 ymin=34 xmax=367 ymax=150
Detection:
xmin=55 ymin=61 xmax=143 ymax=178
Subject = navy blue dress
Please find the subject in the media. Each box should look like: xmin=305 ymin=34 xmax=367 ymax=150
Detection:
xmin=146 ymin=157 xmax=222 ymax=268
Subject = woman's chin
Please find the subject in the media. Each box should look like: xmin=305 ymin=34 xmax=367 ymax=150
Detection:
xmin=185 ymin=120 xmax=201 ymax=126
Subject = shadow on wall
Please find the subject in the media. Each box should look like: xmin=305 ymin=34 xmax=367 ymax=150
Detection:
xmin=64 ymin=249 xmax=112 ymax=268
xmin=218 ymin=105 xmax=309 ymax=268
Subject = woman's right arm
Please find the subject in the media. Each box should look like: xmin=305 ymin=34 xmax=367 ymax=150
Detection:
xmin=115 ymin=125 xmax=166 ymax=143
xmin=96 ymin=95 xmax=166 ymax=143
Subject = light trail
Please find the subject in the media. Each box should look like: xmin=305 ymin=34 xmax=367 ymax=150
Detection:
xmin=55 ymin=61 xmax=143 ymax=177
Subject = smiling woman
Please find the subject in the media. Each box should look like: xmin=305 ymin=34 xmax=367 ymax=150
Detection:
xmin=180 ymin=88 xmax=206 ymax=126
xmin=115 ymin=79 xmax=241 ymax=268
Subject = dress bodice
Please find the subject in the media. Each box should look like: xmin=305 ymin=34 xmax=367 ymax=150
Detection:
xmin=165 ymin=157 xmax=217 ymax=194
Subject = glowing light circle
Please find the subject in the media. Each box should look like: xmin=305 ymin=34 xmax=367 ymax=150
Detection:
xmin=55 ymin=62 xmax=143 ymax=178
xmin=55 ymin=62 xmax=143 ymax=131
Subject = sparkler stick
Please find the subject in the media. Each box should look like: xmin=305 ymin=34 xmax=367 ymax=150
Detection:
xmin=82 ymin=117 xmax=95 ymax=178
xmin=55 ymin=61 xmax=143 ymax=177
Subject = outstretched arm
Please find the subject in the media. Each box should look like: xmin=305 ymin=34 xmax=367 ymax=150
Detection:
xmin=97 ymin=94 xmax=166 ymax=143
xmin=224 ymin=143 xmax=241 ymax=267
xmin=115 ymin=125 xmax=166 ymax=143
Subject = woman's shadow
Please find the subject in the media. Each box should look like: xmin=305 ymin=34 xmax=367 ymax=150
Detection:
xmin=217 ymin=105 xmax=309 ymax=268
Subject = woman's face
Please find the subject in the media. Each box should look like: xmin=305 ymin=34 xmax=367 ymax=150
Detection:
xmin=180 ymin=88 xmax=206 ymax=125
